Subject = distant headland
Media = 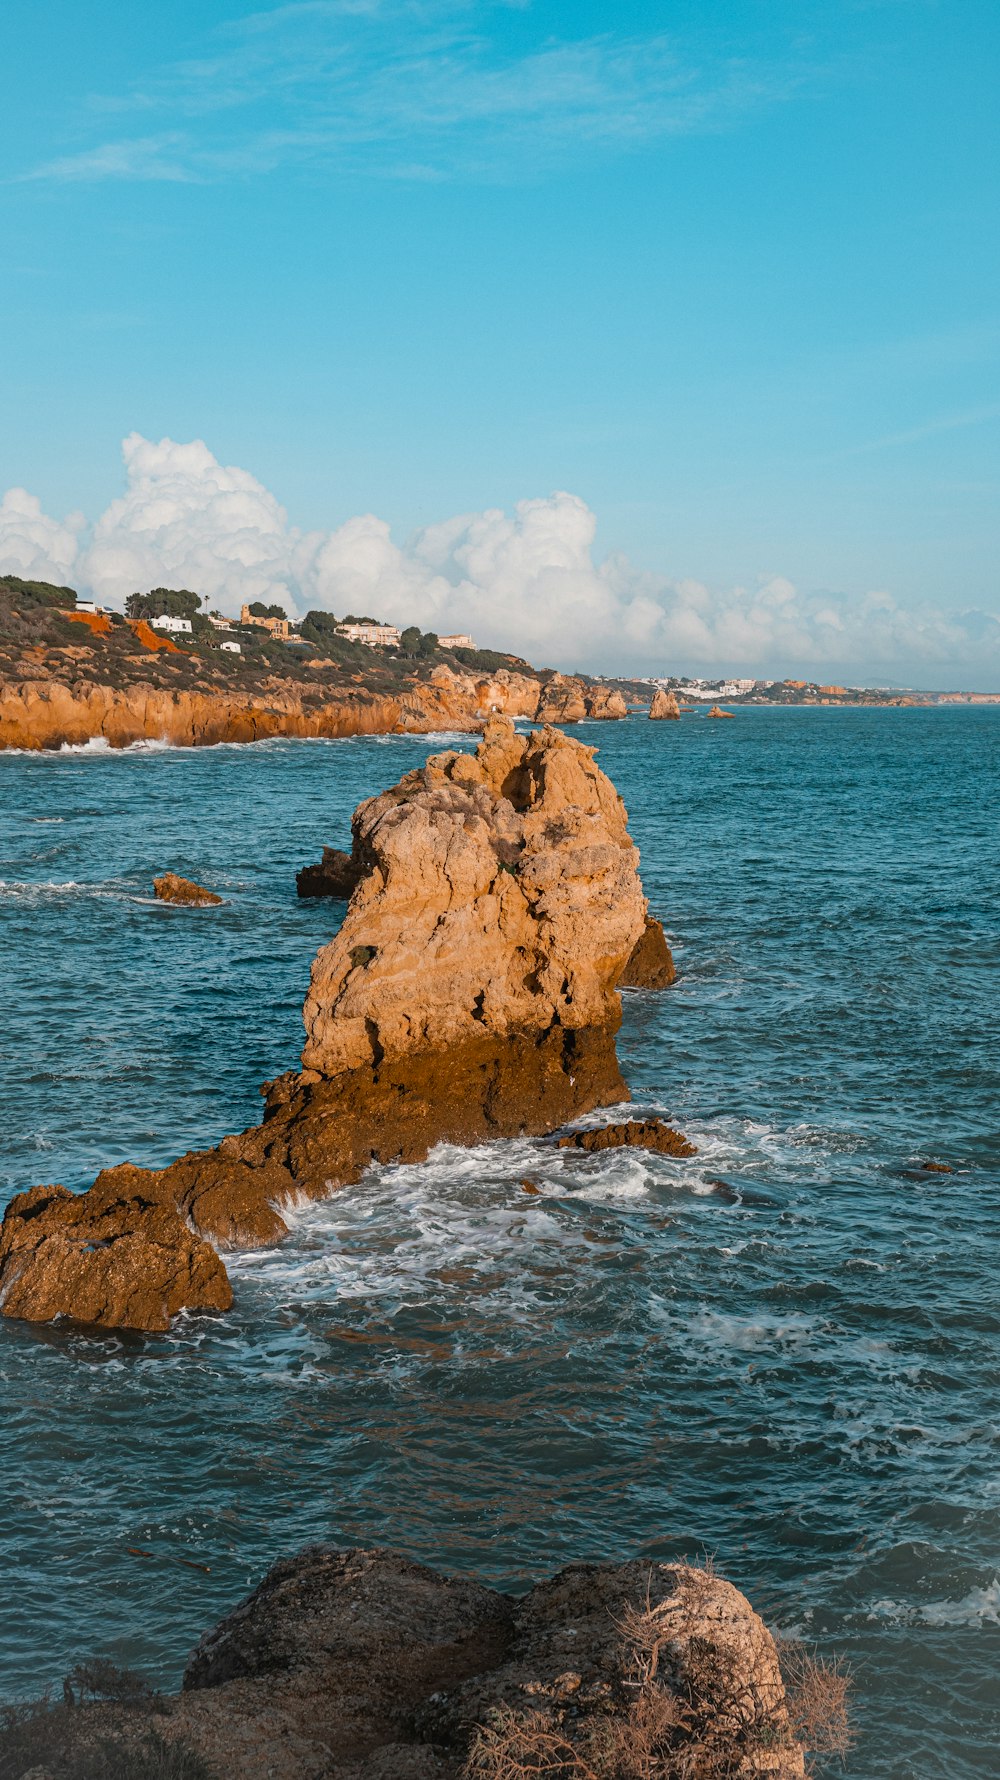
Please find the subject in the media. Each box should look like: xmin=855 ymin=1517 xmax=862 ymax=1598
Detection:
xmin=0 ymin=574 xmax=993 ymax=751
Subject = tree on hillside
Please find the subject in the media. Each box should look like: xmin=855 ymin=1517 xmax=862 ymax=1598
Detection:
xmin=125 ymin=588 xmax=202 ymax=621
xmin=419 ymin=630 xmax=439 ymax=657
xmin=399 ymin=626 xmax=421 ymax=657
xmin=247 ymin=600 xmax=288 ymax=619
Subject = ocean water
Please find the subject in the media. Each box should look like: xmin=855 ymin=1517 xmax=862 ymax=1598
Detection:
xmin=0 ymin=710 xmax=997 ymax=1778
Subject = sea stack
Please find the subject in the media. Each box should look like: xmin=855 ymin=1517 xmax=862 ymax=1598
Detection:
xmin=649 ymin=687 xmax=681 ymax=719
xmin=1 ymin=717 xmax=678 ymax=1331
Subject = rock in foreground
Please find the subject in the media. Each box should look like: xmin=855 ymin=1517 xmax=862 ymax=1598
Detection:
xmin=25 ymin=1546 xmax=811 ymax=1778
xmin=153 ymin=872 xmax=223 ymax=907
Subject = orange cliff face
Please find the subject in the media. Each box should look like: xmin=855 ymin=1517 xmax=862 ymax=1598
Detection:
xmin=0 ymin=661 xmax=636 ymax=752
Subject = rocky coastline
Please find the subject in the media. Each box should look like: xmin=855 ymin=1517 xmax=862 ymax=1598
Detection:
xmin=0 ymin=1543 xmax=846 ymax=1780
xmin=0 ymin=657 xmax=633 ymax=753
xmin=0 ymin=717 xmax=678 ymax=1333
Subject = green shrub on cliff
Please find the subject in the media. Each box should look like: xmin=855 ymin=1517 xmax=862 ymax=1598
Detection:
xmin=0 ymin=572 xmax=78 ymax=611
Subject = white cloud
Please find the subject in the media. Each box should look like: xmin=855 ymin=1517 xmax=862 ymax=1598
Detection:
xmin=1 ymin=431 xmax=998 ymax=687
xmin=0 ymin=488 xmax=84 ymax=585
xmin=79 ymin=432 xmax=318 ymax=615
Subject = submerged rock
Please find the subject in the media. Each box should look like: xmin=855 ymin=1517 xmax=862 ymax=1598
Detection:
xmin=557 ymin=1118 xmax=696 ymax=1157
xmin=619 ymin=914 xmax=676 ymax=988
xmin=649 ymin=687 xmax=681 ymax=719
xmin=0 ymin=1181 xmax=232 ymax=1332
xmin=153 ymin=872 xmax=223 ymax=907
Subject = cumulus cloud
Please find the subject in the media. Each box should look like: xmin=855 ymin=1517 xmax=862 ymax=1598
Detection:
xmin=0 ymin=488 xmax=84 ymax=586
xmin=1 ymin=432 xmax=997 ymax=687
xmin=80 ymin=433 xmax=318 ymax=616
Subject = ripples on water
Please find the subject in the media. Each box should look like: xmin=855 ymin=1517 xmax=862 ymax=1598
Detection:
xmin=0 ymin=711 xmax=997 ymax=1778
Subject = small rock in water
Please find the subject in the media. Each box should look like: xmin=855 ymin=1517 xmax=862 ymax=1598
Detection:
xmin=153 ymin=872 xmax=223 ymax=907
xmin=706 ymin=705 xmax=736 ymax=719
xmin=920 ymin=1159 xmax=953 ymax=1173
xmin=558 ymin=1118 xmax=696 ymax=1157
xmin=296 ymin=846 xmax=365 ymax=899
xmin=618 ymin=915 xmax=676 ymax=989
xmin=521 ymin=1179 xmax=541 ymax=1194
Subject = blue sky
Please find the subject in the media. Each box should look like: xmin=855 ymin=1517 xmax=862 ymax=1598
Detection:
xmin=1 ymin=0 xmax=998 ymax=683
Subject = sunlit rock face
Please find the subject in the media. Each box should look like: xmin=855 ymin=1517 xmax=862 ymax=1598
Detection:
xmin=301 ymin=717 xmax=647 ymax=1076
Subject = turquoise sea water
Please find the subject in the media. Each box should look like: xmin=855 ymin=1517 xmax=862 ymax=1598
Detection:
xmin=0 ymin=710 xmax=997 ymax=1778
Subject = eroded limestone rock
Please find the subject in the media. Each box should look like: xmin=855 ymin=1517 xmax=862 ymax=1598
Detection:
xmin=301 ymin=717 xmax=647 ymax=1076
xmin=649 ymin=688 xmax=681 ymax=719
xmin=154 ymin=1547 xmax=803 ymax=1779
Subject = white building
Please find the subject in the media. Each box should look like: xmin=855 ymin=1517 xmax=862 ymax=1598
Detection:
xmin=220 ymin=640 xmax=241 ymax=654
xmin=439 ymin=633 xmax=476 ymax=650
xmin=337 ymin=622 xmax=401 ymax=648
xmin=75 ymin=599 xmax=105 ymax=615
xmin=207 ymin=613 xmax=236 ymax=631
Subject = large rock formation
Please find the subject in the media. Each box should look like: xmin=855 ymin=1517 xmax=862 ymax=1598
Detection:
xmin=534 ymin=673 xmax=589 ymax=724
xmin=533 ymin=675 xmax=628 ymax=724
xmin=2 ymin=717 xmax=679 ymax=1331
xmin=15 ymin=1547 xmax=815 ymax=1779
xmin=649 ymin=687 xmax=681 ymax=719
xmin=300 ymin=717 xmax=646 ymax=1075
xmin=584 ymin=684 xmax=628 ymax=719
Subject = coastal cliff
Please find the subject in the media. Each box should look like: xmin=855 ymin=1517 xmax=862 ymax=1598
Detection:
xmin=0 ymin=666 xmax=546 ymax=751
xmin=0 ymin=717 xmax=677 ymax=1331
xmin=2 ymin=1545 xmax=834 ymax=1779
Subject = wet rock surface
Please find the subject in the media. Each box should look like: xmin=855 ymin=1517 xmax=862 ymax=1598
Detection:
xmin=557 ymin=1117 xmax=696 ymax=1158
xmin=153 ymin=872 xmax=223 ymax=907
xmin=0 ymin=1180 xmax=233 ymax=1331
